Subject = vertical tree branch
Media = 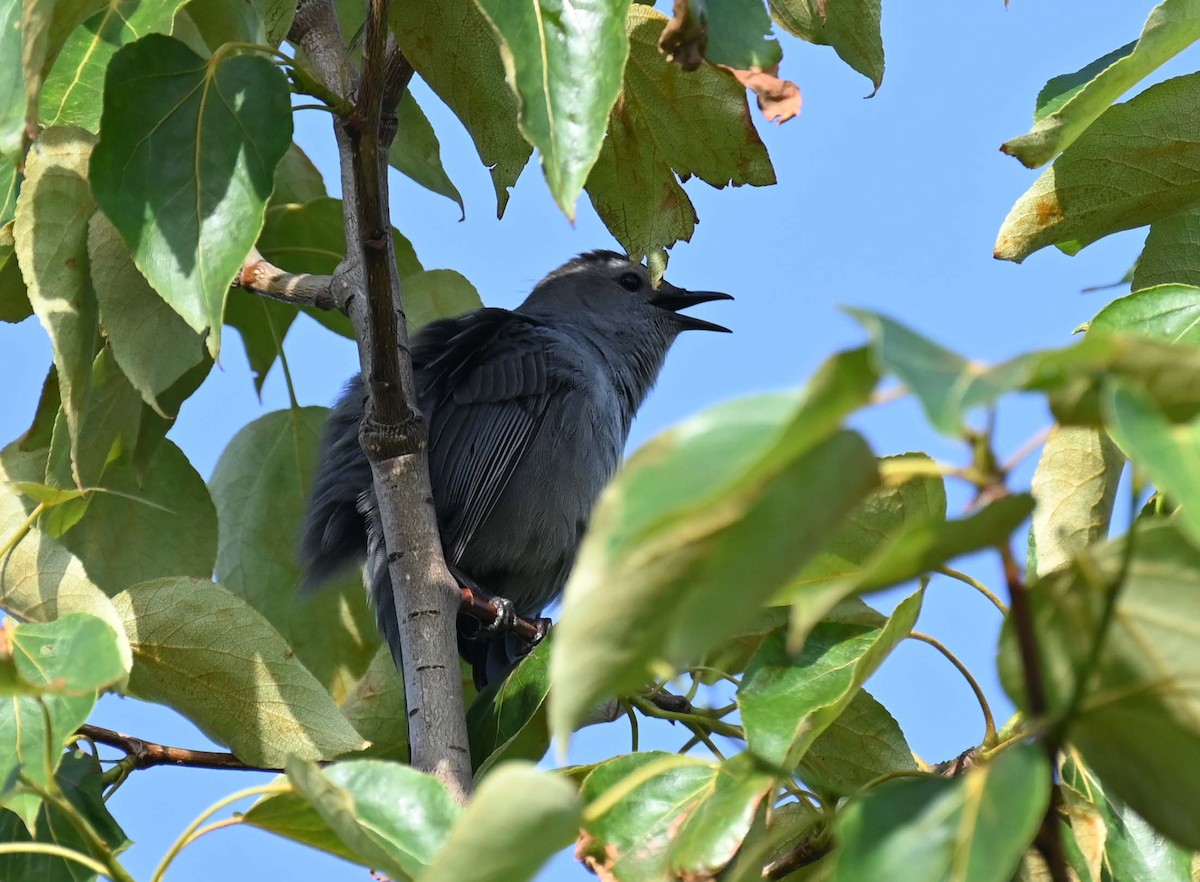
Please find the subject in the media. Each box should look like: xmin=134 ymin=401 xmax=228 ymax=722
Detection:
xmin=289 ymin=0 xmax=472 ymax=801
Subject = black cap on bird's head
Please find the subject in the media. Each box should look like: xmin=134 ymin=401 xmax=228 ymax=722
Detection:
xmin=525 ymin=249 xmax=733 ymax=334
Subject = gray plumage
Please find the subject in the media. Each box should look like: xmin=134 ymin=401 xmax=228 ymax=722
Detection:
xmin=299 ymin=251 xmax=731 ymax=687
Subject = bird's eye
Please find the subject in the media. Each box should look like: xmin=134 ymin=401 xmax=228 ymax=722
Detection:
xmin=618 ymin=271 xmax=642 ymax=292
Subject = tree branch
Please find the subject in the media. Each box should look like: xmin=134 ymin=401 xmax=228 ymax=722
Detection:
xmin=77 ymin=725 xmax=279 ymax=772
xmin=235 ymin=248 xmax=336 ymax=309
xmin=291 ymin=0 xmax=472 ymax=801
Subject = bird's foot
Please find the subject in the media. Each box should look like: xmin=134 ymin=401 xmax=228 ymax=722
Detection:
xmin=530 ymin=617 xmax=552 ymax=646
xmin=481 ymin=595 xmax=516 ymax=634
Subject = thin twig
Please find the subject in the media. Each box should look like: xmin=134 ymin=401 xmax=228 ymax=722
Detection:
xmin=77 ymin=725 xmax=277 ymax=773
xmin=938 ymin=566 xmax=1008 ymax=614
xmin=909 ymin=631 xmax=996 ymax=745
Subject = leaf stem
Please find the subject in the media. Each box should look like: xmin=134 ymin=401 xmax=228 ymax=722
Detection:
xmin=0 ymin=500 xmax=46 ymax=558
xmin=908 ymin=631 xmax=996 ymax=746
xmin=937 ymin=567 xmax=1007 ymax=613
xmin=0 ymin=843 xmax=111 ymax=877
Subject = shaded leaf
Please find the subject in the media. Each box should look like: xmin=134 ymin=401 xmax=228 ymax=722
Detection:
xmin=800 ymin=687 xmax=917 ymax=795
xmin=1029 ymin=426 xmax=1124 ymax=577
xmin=40 ymin=0 xmax=187 ymax=131
xmin=467 ymin=636 xmax=551 ymax=775
xmin=403 ymin=269 xmax=484 ymax=331
xmin=739 ymin=590 xmax=921 ymax=768
xmin=180 ymin=0 xmax=265 ymax=49
xmin=705 ymin=0 xmax=783 ymax=70
xmin=584 ymin=4 xmax=775 ymax=268
xmin=113 ymin=577 xmax=367 ymax=765
xmin=270 ymin=142 xmax=327 ymax=207
xmin=390 ymin=0 xmax=531 ymax=217
xmin=999 ymin=522 xmax=1200 ymax=849
xmin=1002 ymin=1 xmax=1200 ymax=168
xmin=831 ymin=744 xmax=1050 ymax=882
xmin=88 ymin=213 xmax=209 ymax=414
xmin=0 ymin=613 xmax=126 ymax=695
xmin=551 ymin=349 xmax=880 ymax=739
xmin=996 ymin=73 xmax=1200 ymax=262
xmin=13 ymin=127 xmax=100 ymax=486
xmin=1132 ymin=207 xmax=1200 ymax=290
xmin=389 ymin=92 xmax=463 ymax=214
xmin=338 ymin=647 xmax=408 ymax=761
xmin=18 ymin=0 xmax=106 ymax=149
xmin=0 ymin=693 xmax=94 ymax=831
xmin=209 ymin=408 xmax=378 ymax=700
xmin=0 ymin=0 xmax=23 ymax=161
xmin=0 ymin=750 xmax=128 ymax=878
xmin=770 ymin=0 xmax=883 ymax=92
xmin=89 ymin=33 xmax=292 ymax=356
xmin=422 ymin=763 xmax=581 ymax=882
xmin=474 ymin=0 xmax=629 ymax=218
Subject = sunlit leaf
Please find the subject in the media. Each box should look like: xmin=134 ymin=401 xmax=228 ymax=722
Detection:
xmin=389 ymin=93 xmax=463 ymax=215
xmin=0 ymin=693 xmax=94 ymax=831
xmin=800 ymin=687 xmax=917 ymax=795
xmin=0 ymin=613 xmax=126 ymax=695
xmin=467 ymin=636 xmax=551 ymax=774
xmin=1090 ymin=284 xmax=1200 ymax=345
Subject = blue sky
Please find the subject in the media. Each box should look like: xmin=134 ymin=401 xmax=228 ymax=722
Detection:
xmin=0 ymin=3 xmax=1188 ymax=880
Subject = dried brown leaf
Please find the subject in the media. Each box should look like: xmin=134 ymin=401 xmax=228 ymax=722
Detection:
xmin=722 ymin=64 xmax=802 ymax=123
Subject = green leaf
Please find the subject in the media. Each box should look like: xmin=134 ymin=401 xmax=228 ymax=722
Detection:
xmin=1132 ymin=207 xmax=1200 ymax=290
xmin=422 ymin=763 xmax=581 ymax=882
xmin=1028 ymin=426 xmax=1124 ymax=577
xmin=847 ymin=308 xmax=1038 ymax=435
xmin=0 ymin=750 xmax=129 ymax=881
xmin=584 ymin=4 xmax=775 ymax=267
xmin=550 ymin=349 xmax=880 ymax=739
xmin=403 ymin=269 xmax=484 ymax=332
xmin=467 ymin=636 xmax=551 ymax=775
xmin=999 ymin=522 xmax=1200 ymax=849
xmin=0 ymin=0 xmax=24 ymax=161
xmin=58 ymin=439 xmax=217 ymax=595
xmin=338 ymin=647 xmax=407 ymax=761
xmin=0 ymin=232 xmax=31 ymax=323
xmin=41 ymin=0 xmax=187 ymax=131
xmin=0 ymin=693 xmax=94 ymax=831
xmin=270 ymin=143 xmax=327 ymax=207
xmin=831 ymin=744 xmax=1049 ymax=882
xmin=800 ymin=687 xmax=917 ymax=795
xmin=283 ymin=757 xmax=458 ymax=880
xmin=474 ymin=0 xmax=630 ymax=219
xmin=389 ymin=94 xmax=466 ymax=215
xmin=89 ymin=33 xmax=292 ymax=357
xmin=578 ymin=752 xmax=717 ymax=882
xmin=209 ymin=408 xmax=378 ymax=701
xmin=391 ymin=0 xmax=532 ymax=217
xmin=770 ymin=0 xmax=883 ymax=92
xmin=703 ymin=0 xmax=783 ymax=70
xmin=113 ymin=577 xmax=367 ymax=765
xmin=1002 ymin=1 xmax=1200 ymax=168
xmin=996 ymin=73 xmax=1200 ymax=262
xmin=179 ymin=0 xmax=266 ymax=49
xmin=88 ymin=213 xmax=209 ymax=415
xmin=263 ymin=0 xmax=293 ymax=45
xmin=0 ymin=613 xmax=126 ymax=695
xmin=667 ymin=753 xmax=775 ymax=879
xmin=739 ymin=590 xmax=921 ymax=768
xmin=1090 ymin=283 xmax=1200 ymax=344
xmin=13 ymin=127 xmax=100 ymax=486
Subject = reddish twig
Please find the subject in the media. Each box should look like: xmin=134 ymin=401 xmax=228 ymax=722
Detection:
xmin=77 ymin=725 xmax=278 ymax=773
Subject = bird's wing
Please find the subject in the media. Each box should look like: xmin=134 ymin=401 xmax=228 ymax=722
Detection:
xmin=414 ymin=309 xmax=563 ymax=564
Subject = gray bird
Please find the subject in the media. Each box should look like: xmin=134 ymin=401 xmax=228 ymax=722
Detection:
xmin=300 ymin=250 xmax=731 ymax=687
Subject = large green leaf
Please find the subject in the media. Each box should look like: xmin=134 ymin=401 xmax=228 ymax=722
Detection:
xmin=40 ymin=0 xmax=187 ymax=131
xmin=338 ymin=647 xmax=408 ymax=761
xmin=0 ymin=750 xmax=129 ymax=881
xmin=0 ymin=0 xmax=23 ymax=161
xmin=58 ymin=439 xmax=217 ymax=594
xmin=667 ymin=753 xmax=775 ymax=879
xmin=422 ymin=763 xmax=581 ymax=882
xmin=1002 ymin=0 xmax=1200 ymax=168
xmin=702 ymin=0 xmax=783 ymax=70
xmin=391 ymin=0 xmax=531 ymax=217
xmin=0 ymin=693 xmax=94 ymax=831
xmin=177 ymin=0 xmax=265 ymax=51
xmin=831 ymin=744 xmax=1050 ymax=882
xmin=280 ymin=757 xmax=458 ymax=880
xmin=999 ymin=523 xmax=1200 ymax=849
xmin=113 ymin=577 xmax=367 ymax=765
xmin=1103 ymin=383 xmax=1200 ymax=545
xmin=739 ymin=590 xmax=922 ymax=768
xmin=996 ymin=73 xmax=1200 ymax=263
xmin=209 ymin=408 xmax=378 ymax=700
xmin=550 ymin=349 xmax=880 ymax=739
xmin=770 ymin=0 xmax=883 ymax=92
xmin=800 ymin=687 xmax=917 ymax=795
xmin=403 ymin=269 xmax=484 ymax=331
xmin=467 ymin=635 xmax=551 ymax=774
xmin=1132 ymin=207 xmax=1200 ymax=290
xmin=13 ymin=126 xmax=100 ymax=486
xmin=0 ymin=613 xmax=126 ymax=695
xmin=584 ymin=4 xmax=775 ymax=269
xmin=474 ymin=0 xmax=630 ymax=219
xmin=577 ymin=752 xmax=717 ymax=882
xmin=390 ymin=92 xmax=463 ymax=215
xmin=270 ymin=143 xmax=326 ymax=207
xmin=1090 ymin=284 xmax=1200 ymax=345
xmin=1028 ymin=425 xmax=1124 ymax=577
xmin=88 ymin=213 xmax=209 ymax=414
xmin=89 ymin=33 xmax=292 ymax=357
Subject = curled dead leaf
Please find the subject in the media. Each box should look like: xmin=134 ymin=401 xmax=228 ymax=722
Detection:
xmin=722 ymin=65 xmax=801 ymax=124
xmin=659 ymin=0 xmax=707 ymax=71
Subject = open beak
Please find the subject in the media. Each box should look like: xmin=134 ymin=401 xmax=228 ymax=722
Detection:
xmin=650 ymin=284 xmax=734 ymax=333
